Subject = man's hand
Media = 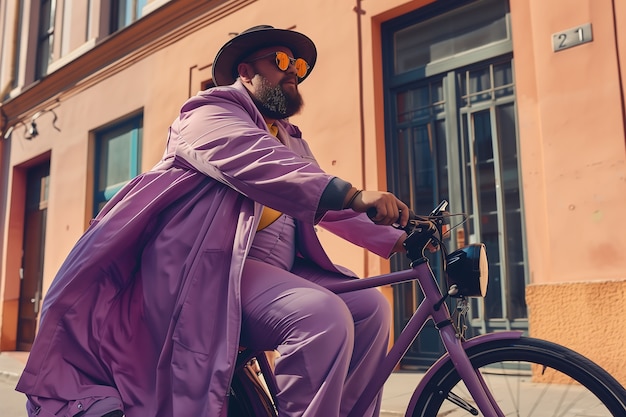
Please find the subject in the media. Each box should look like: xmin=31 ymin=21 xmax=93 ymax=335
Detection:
xmin=347 ymin=190 xmax=410 ymax=227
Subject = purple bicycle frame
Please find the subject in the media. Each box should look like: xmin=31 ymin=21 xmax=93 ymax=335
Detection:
xmin=321 ymin=260 xmax=515 ymax=417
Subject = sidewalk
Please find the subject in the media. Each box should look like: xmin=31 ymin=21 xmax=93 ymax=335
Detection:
xmin=380 ymin=371 xmax=424 ymax=416
xmin=0 ymin=351 xmax=418 ymax=417
xmin=3 ymin=351 xmax=618 ymax=417
xmin=0 ymin=351 xmax=29 ymax=417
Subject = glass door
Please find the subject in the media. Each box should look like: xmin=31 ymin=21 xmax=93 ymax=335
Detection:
xmin=382 ymin=0 xmax=526 ymax=368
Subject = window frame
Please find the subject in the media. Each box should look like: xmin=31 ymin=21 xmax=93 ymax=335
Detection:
xmin=93 ymin=114 xmax=143 ymax=215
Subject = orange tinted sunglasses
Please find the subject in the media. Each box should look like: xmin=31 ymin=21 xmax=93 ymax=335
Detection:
xmin=247 ymin=51 xmax=310 ymax=79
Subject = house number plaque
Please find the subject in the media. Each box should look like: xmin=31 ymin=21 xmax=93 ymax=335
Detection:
xmin=552 ymin=23 xmax=593 ymax=52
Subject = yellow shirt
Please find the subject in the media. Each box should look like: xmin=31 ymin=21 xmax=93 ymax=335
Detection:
xmin=257 ymin=123 xmax=283 ymax=231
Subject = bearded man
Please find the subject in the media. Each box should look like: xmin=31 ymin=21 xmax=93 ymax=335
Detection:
xmin=17 ymin=25 xmax=410 ymax=417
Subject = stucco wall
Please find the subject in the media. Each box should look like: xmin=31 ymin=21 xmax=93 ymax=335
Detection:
xmin=510 ymin=0 xmax=626 ymax=284
xmin=526 ymin=280 xmax=626 ymax=386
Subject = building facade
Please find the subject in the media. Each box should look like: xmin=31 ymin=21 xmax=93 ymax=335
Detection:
xmin=0 ymin=0 xmax=624 ymax=384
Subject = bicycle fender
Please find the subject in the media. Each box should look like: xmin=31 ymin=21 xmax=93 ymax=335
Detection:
xmin=405 ymin=331 xmax=523 ymax=415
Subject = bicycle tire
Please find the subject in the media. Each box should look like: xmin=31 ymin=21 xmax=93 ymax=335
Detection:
xmin=411 ymin=337 xmax=626 ymax=417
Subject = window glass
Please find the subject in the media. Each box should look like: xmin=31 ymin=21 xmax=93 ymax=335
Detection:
xmin=36 ymin=0 xmax=56 ymax=78
xmin=98 ymin=128 xmax=132 ymax=189
xmin=394 ymin=0 xmax=509 ymax=74
xmin=111 ymin=0 xmax=148 ymax=32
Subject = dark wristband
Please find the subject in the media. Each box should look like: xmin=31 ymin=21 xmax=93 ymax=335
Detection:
xmin=318 ymin=178 xmax=353 ymax=210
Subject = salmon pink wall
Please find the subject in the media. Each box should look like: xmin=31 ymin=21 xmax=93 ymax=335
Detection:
xmin=510 ymin=0 xmax=626 ymax=284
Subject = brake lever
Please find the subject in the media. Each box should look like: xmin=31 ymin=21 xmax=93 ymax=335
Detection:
xmin=429 ymin=200 xmax=449 ymax=216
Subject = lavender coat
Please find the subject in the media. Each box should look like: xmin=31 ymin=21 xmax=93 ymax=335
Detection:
xmin=16 ymin=81 xmax=404 ymax=416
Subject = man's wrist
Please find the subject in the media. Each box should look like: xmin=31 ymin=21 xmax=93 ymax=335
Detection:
xmin=343 ymin=188 xmax=362 ymax=209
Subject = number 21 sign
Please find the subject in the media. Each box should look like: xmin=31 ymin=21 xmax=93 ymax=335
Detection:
xmin=552 ymin=23 xmax=593 ymax=52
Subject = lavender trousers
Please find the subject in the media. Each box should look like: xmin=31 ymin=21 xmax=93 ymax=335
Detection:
xmin=241 ymin=215 xmax=391 ymax=417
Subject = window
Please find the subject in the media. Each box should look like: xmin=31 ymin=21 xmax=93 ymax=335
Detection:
xmin=201 ymin=80 xmax=216 ymax=91
xmin=111 ymin=0 xmax=148 ymax=32
xmin=94 ymin=115 xmax=142 ymax=214
xmin=36 ymin=0 xmax=57 ymax=78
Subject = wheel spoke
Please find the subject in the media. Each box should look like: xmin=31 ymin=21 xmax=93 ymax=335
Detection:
xmin=410 ymin=338 xmax=626 ymax=417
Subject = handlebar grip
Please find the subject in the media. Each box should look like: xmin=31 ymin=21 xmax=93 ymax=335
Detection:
xmin=366 ymin=208 xmax=416 ymax=228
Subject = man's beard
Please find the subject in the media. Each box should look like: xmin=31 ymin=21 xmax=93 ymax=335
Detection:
xmin=250 ymin=74 xmax=303 ymax=119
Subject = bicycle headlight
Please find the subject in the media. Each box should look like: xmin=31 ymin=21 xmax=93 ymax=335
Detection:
xmin=445 ymin=244 xmax=488 ymax=297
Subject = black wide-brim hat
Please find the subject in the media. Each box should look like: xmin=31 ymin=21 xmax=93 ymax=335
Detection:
xmin=212 ymin=25 xmax=317 ymax=86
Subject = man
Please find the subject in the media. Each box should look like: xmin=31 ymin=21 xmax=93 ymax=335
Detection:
xmin=17 ymin=25 xmax=409 ymax=417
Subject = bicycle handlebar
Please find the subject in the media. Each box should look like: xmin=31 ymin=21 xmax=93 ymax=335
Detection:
xmin=367 ymin=201 xmax=449 ymax=262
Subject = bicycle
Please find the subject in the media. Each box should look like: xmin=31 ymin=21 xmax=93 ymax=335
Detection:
xmin=228 ymin=201 xmax=626 ymax=416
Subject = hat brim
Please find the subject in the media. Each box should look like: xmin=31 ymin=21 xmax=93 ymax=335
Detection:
xmin=212 ymin=27 xmax=317 ymax=86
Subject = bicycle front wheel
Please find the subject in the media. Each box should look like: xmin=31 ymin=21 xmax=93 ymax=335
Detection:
xmin=411 ymin=337 xmax=626 ymax=417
